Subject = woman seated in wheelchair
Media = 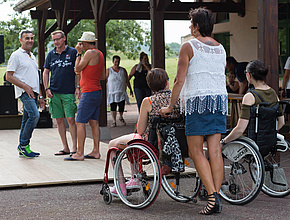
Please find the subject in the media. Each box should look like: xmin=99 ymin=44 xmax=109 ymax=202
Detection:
xmin=108 ymin=68 xmax=181 ymax=197
xmin=221 ymin=60 xmax=285 ymax=155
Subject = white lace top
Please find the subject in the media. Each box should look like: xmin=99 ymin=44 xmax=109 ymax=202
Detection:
xmin=180 ymin=38 xmax=228 ymax=115
xmin=107 ymin=67 xmax=129 ymax=104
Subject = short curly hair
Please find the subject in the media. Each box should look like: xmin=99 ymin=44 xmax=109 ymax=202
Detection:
xmin=146 ymin=68 xmax=169 ymax=93
xmin=189 ymin=7 xmax=214 ymax=37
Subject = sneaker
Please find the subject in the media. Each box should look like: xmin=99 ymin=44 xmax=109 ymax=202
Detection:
xmin=18 ymin=145 xmax=40 ymax=157
xmin=110 ymin=184 xmax=127 ymax=197
xmin=125 ymin=177 xmax=141 ymax=190
xmin=17 ymin=145 xmax=36 ymax=158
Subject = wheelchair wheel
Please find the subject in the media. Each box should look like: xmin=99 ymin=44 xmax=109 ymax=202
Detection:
xmin=161 ymin=157 xmax=201 ymax=203
xmin=220 ymin=137 xmax=265 ymax=205
xmin=261 ymin=135 xmax=290 ymax=198
xmin=114 ymin=143 xmax=162 ymax=209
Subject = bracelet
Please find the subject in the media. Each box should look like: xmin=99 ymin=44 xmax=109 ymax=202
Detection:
xmin=45 ymin=88 xmax=49 ymax=91
xmin=169 ymin=103 xmax=175 ymax=108
xmin=220 ymin=138 xmax=226 ymax=145
xmin=39 ymin=96 xmax=44 ymax=99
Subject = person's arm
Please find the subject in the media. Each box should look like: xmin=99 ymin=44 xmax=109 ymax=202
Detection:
xmin=278 ymin=115 xmax=285 ymax=131
xmin=223 ymin=93 xmax=255 ymax=144
xmin=100 ymin=66 xmax=106 ymax=80
xmin=229 ymin=81 xmax=240 ymax=93
xmin=128 ymin=65 xmax=137 ymax=81
xmin=137 ymin=97 xmax=151 ymax=135
xmin=105 ymin=68 xmax=110 ymax=82
xmin=281 ymin=69 xmax=290 ymax=97
xmin=6 ymin=71 xmax=35 ymax=99
xmin=43 ymin=68 xmax=53 ymax=99
xmin=159 ymin=42 xmax=192 ymax=116
xmin=123 ymin=67 xmax=134 ymax=97
xmin=142 ymin=60 xmax=151 ymax=72
xmin=239 ymin=79 xmax=248 ymax=94
xmin=75 ymin=74 xmax=81 ymax=99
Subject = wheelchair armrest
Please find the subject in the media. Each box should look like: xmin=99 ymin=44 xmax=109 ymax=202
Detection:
xmin=279 ymin=100 xmax=289 ymax=106
xmin=259 ymin=102 xmax=270 ymax=107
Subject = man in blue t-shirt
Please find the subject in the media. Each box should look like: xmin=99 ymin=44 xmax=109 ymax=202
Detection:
xmin=43 ymin=30 xmax=80 ymax=155
xmin=226 ymin=56 xmax=248 ymax=94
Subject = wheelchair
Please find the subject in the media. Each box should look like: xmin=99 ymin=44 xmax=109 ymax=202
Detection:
xmin=220 ymin=100 xmax=290 ymax=204
xmin=100 ymin=116 xmax=202 ymax=209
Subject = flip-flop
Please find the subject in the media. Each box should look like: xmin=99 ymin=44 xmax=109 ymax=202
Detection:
xmin=64 ymin=156 xmax=84 ymax=161
xmin=84 ymin=154 xmax=100 ymax=159
xmin=54 ymin=150 xmax=70 ymax=156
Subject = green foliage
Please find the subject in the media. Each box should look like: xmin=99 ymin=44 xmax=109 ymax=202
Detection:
xmin=0 ymin=14 xmax=34 ymax=63
xmin=0 ymin=13 xmax=56 ymax=63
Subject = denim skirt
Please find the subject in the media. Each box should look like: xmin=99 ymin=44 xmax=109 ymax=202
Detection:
xmin=185 ymin=110 xmax=226 ymax=136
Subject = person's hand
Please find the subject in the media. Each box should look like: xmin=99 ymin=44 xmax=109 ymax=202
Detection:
xmin=130 ymin=90 xmax=134 ymax=97
xmin=281 ymin=89 xmax=285 ymax=98
xmin=75 ymin=42 xmax=83 ymax=54
xmin=38 ymin=98 xmax=46 ymax=110
xmin=159 ymin=105 xmax=173 ymax=117
xmin=24 ymin=84 xmax=35 ymax=99
xmin=75 ymin=87 xmax=81 ymax=99
xmin=46 ymin=88 xmax=53 ymax=99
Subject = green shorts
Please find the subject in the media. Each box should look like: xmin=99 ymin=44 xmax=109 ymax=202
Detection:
xmin=49 ymin=93 xmax=77 ymax=119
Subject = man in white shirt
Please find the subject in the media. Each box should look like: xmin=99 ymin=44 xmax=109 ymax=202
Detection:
xmin=6 ymin=30 xmax=45 ymax=158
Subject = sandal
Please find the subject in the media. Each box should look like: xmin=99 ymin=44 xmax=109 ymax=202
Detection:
xmin=111 ymin=122 xmax=117 ymax=127
xmin=199 ymin=192 xmax=222 ymax=215
xmin=119 ymin=118 xmax=126 ymax=126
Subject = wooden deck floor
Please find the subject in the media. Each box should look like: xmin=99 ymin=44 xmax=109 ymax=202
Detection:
xmin=0 ymin=128 xmax=114 ymax=188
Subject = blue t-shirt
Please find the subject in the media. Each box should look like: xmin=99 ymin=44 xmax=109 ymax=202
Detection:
xmin=44 ymin=46 xmax=77 ymax=94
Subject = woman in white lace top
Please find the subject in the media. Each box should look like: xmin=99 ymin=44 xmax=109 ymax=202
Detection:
xmin=160 ymin=7 xmax=227 ymax=215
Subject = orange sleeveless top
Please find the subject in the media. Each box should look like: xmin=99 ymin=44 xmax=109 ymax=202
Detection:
xmin=80 ymin=49 xmax=104 ymax=93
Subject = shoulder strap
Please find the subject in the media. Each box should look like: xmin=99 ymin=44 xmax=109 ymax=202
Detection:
xmin=148 ymin=97 xmax=152 ymax=106
xmin=250 ymin=90 xmax=264 ymax=102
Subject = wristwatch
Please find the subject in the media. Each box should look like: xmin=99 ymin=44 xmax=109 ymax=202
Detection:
xmin=220 ymin=138 xmax=226 ymax=146
xmin=39 ymin=96 xmax=44 ymax=99
xmin=76 ymin=85 xmax=80 ymax=88
xmin=76 ymin=53 xmax=82 ymax=57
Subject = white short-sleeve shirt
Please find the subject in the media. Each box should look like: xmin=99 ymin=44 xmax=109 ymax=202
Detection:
xmin=6 ymin=47 xmax=39 ymax=98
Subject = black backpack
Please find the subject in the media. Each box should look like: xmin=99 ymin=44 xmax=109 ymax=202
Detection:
xmin=248 ymin=90 xmax=279 ymax=157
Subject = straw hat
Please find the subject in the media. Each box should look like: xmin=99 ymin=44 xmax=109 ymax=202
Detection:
xmin=78 ymin=31 xmax=97 ymax=42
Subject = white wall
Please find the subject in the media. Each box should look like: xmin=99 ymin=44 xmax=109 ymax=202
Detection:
xmin=213 ymin=0 xmax=258 ymax=62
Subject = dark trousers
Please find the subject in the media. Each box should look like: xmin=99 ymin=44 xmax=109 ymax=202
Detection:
xmin=134 ymin=87 xmax=152 ymax=112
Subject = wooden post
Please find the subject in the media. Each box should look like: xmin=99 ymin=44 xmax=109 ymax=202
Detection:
xmin=149 ymin=0 xmax=165 ymax=69
xmin=90 ymin=0 xmax=108 ymax=127
xmin=37 ymin=10 xmax=47 ymax=96
xmin=257 ymin=0 xmax=279 ymax=93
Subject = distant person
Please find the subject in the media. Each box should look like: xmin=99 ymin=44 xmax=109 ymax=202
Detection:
xmin=6 ymin=30 xmax=45 ymax=158
xmin=43 ymin=30 xmax=79 ymax=156
xmin=159 ymin=8 xmax=226 ymax=215
xmin=226 ymin=71 xmax=239 ymax=93
xmin=129 ymin=52 xmax=152 ymax=112
xmin=106 ymin=55 xmax=133 ymax=127
xmin=65 ymin=31 xmax=105 ymax=161
xmin=281 ymin=56 xmax=290 ymax=126
xmin=226 ymin=56 xmax=248 ymax=94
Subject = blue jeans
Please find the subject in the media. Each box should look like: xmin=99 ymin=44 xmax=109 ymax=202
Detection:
xmin=19 ymin=92 xmax=40 ymax=146
xmin=134 ymin=87 xmax=152 ymax=112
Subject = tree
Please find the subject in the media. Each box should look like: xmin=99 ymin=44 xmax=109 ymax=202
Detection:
xmin=67 ymin=19 xmax=150 ymax=60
